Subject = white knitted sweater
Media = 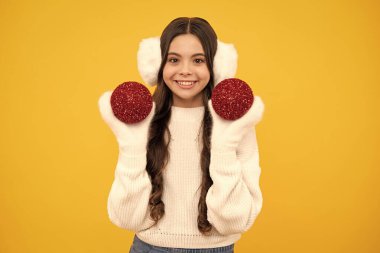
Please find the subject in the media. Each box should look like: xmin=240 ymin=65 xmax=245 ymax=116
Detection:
xmin=107 ymin=105 xmax=263 ymax=248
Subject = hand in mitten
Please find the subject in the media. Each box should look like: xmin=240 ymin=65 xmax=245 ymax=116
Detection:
xmin=98 ymin=91 xmax=156 ymax=155
xmin=208 ymin=96 xmax=264 ymax=153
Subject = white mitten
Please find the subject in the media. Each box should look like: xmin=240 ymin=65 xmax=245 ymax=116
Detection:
xmin=208 ymin=96 xmax=264 ymax=153
xmin=98 ymin=91 xmax=156 ymax=155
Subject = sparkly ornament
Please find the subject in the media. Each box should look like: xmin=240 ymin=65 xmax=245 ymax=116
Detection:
xmin=211 ymin=78 xmax=254 ymax=120
xmin=110 ymin=81 xmax=153 ymax=124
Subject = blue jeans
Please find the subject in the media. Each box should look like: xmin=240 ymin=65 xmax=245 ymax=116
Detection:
xmin=129 ymin=234 xmax=234 ymax=253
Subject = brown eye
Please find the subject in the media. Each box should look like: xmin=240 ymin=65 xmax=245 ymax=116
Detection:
xmin=168 ymin=58 xmax=178 ymax=63
xmin=195 ymin=58 xmax=205 ymax=64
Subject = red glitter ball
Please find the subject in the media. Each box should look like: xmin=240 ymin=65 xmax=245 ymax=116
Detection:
xmin=211 ymin=78 xmax=254 ymax=120
xmin=110 ymin=81 xmax=153 ymax=124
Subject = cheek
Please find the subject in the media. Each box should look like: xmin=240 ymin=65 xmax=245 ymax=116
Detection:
xmin=201 ymin=67 xmax=211 ymax=81
xmin=163 ymin=65 xmax=175 ymax=79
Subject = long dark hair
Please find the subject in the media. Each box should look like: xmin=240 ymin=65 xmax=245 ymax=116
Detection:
xmin=145 ymin=17 xmax=217 ymax=235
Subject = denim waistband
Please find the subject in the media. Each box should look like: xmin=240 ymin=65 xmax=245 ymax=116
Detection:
xmin=132 ymin=234 xmax=234 ymax=253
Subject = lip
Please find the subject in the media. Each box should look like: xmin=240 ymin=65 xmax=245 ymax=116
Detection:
xmin=175 ymin=80 xmax=197 ymax=89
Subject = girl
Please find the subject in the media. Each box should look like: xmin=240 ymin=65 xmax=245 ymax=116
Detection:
xmin=98 ymin=17 xmax=264 ymax=253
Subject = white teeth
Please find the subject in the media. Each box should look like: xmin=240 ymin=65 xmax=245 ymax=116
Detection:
xmin=176 ymin=81 xmax=196 ymax=86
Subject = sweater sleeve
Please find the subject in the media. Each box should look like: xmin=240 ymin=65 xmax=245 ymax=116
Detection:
xmin=107 ymin=146 xmax=156 ymax=231
xmin=206 ymin=127 xmax=263 ymax=235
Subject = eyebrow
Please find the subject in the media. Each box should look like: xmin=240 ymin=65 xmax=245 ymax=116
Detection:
xmin=168 ymin=52 xmax=206 ymax=57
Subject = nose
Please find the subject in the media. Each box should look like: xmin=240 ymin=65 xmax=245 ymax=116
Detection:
xmin=179 ymin=62 xmax=192 ymax=76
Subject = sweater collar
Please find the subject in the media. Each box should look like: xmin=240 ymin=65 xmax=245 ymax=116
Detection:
xmin=170 ymin=105 xmax=205 ymax=122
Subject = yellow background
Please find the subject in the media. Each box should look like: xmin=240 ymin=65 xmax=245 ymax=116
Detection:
xmin=1 ymin=0 xmax=379 ymax=252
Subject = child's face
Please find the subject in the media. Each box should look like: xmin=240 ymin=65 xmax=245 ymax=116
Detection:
xmin=163 ymin=34 xmax=210 ymax=108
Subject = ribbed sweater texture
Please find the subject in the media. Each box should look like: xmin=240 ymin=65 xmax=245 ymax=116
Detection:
xmin=107 ymin=105 xmax=263 ymax=248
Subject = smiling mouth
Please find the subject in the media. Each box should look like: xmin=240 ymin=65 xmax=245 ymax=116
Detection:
xmin=175 ymin=80 xmax=197 ymax=86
